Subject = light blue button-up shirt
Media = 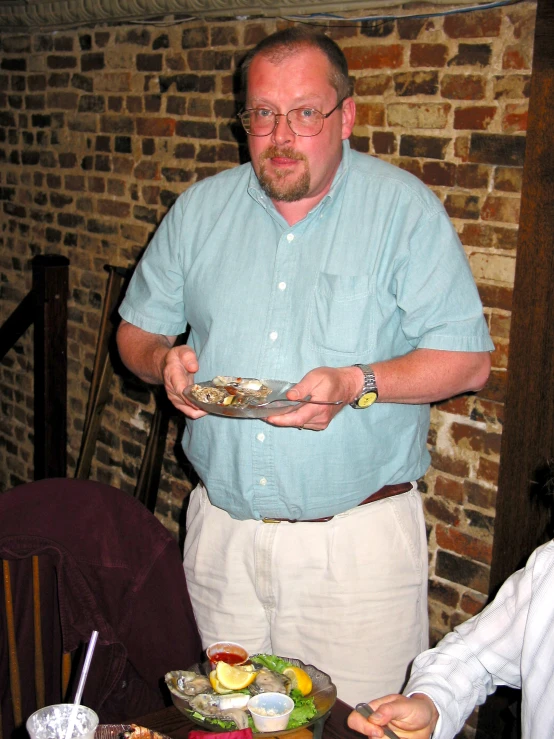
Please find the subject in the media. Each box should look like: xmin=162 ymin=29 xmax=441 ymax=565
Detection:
xmin=120 ymin=141 xmax=494 ymax=520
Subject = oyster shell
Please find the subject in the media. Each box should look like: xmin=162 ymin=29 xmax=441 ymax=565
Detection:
xmin=188 ymin=694 xmax=250 ymax=729
xmin=250 ymin=667 xmax=291 ymax=695
xmin=165 ymin=670 xmax=213 ymax=697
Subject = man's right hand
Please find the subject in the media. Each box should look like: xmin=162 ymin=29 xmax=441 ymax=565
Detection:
xmin=347 ymin=694 xmax=439 ymax=739
xmin=116 ymin=320 xmax=207 ymax=418
xmin=161 ymin=344 xmax=207 ymax=418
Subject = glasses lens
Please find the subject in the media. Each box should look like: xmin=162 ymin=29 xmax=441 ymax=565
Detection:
xmin=242 ymin=110 xmax=275 ymax=135
xmin=289 ymin=108 xmax=323 ymax=136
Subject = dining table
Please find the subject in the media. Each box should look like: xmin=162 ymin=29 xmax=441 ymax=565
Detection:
xmin=129 ymin=698 xmax=362 ymax=739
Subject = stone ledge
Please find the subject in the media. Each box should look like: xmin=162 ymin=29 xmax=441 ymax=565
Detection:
xmin=0 ymin=0 xmax=501 ymax=32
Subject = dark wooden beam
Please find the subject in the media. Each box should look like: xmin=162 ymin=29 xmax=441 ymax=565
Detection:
xmin=33 ymin=254 xmax=69 ymax=480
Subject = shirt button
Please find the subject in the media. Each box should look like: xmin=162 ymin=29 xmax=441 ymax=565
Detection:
xmin=286 ymin=233 xmax=294 ymax=242
xmin=269 ymin=331 xmax=278 ymax=341
xmin=278 ymin=282 xmax=286 ymax=291
xmin=259 ymin=477 xmax=267 ymax=486
xmin=256 ymin=433 xmax=265 ymax=442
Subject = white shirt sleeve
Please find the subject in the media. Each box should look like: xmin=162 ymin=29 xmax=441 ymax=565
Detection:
xmin=403 ymin=539 xmax=554 ymax=739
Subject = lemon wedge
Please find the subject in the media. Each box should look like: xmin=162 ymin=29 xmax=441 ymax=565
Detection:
xmin=283 ymin=666 xmax=312 ymax=696
xmin=215 ymin=661 xmax=258 ymax=691
xmin=209 ymin=669 xmax=234 ymax=694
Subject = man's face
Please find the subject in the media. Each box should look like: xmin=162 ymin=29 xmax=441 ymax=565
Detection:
xmin=246 ymin=47 xmax=355 ymax=205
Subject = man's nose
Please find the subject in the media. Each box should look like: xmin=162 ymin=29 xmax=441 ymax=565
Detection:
xmin=271 ymin=113 xmax=294 ymax=144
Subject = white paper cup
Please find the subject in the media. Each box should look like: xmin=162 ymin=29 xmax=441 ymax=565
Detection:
xmin=247 ymin=692 xmax=294 ymax=732
xmin=26 ymin=704 xmax=99 ymax=739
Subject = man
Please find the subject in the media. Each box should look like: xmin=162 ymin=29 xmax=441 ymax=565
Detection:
xmin=347 ymin=538 xmax=554 ymax=739
xmin=116 ymin=27 xmax=493 ymax=706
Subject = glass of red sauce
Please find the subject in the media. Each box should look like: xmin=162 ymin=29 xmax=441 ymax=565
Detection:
xmin=206 ymin=641 xmax=249 ymax=669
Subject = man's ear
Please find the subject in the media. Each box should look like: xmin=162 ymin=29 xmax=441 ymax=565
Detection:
xmin=341 ymin=97 xmax=356 ymax=139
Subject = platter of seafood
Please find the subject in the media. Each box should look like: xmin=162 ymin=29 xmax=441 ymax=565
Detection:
xmin=184 ymin=377 xmax=301 ymax=419
xmin=165 ymin=653 xmax=337 ymax=735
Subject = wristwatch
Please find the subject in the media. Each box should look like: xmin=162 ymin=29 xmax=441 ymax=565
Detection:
xmin=350 ymin=364 xmax=378 ymax=409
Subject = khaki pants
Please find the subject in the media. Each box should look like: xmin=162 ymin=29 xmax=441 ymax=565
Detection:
xmin=183 ymin=483 xmax=428 ymax=707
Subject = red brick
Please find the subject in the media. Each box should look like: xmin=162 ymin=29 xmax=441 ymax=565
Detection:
xmin=502 ymin=46 xmax=530 ymax=70
xmin=425 ymin=496 xmax=461 ymax=526
xmin=354 ymin=74 xmax=392 ymax=96
xmin=372 ymin=131 xmax=396 ymax=154
xmin=97 ymin=199 xmax=131 ymax=218
xmin=435 ymin=396 xmax=472 ymax=415
xmin=344 ymin=44 xmax=404 ymax=70
xmin=444 ymin=10 xmax=502 ymax=38
xmin=454 ymin=105 xmax=497 ymax=130
xmin=431 ymin=450 xmax=470 ymax=479
xmin=456 ymin=163 xmax=490 ymax=189
xmin=436 ymin=524 xmax=492 ymax=565
xmin=493 ymin=74 xmax=531 ymax=99
xmin=492 ymin=340 xmax=509 ymax=370
xmin=435 ymin=550 xmax=490 ymax=595
xmin=428 ymin=579 xmax=460 ymax=608
xmin=490 ymin=313 xmax=511 ymax=340
xmin=460 ymin=591 xmax=487 ymax=616
xmin=444 ymin=193 xmax=481 ymax=220
xmin=434 ymin=475 xmax=464 ymax=504
xmin=450 ymin=422 xmax=489 ymax=454
xmin=134 ymin=161 xmax=159 ymax=180
xmin=136 ymin=118 xmax=176 ymax=137
xmin=478 ymin=456 xmax=500 ymax=486
xmin=464 ymin=480 xmax=497 ymax=510
xmin=502 ymin=103 xmax=528 ymax=133
xmin=477 ymin=283 xmax=512 ymax=311
xmin=441 ymin=75 xmax=486 ymax=100
xmin=472 ymin=398 xmax=504 ymax=426
xmin=410 ymin=43 xmax=448 ymax=68
xmin=479 ymin=367 xmax=507 ymax=403
xmin=481 ymin=195 xmax=521 ymax=223
xmin=421 ymin=161 xmax=456 ymax=187
xmin=461 ymin=223 xmax=518 ymax=249
xmin=356 ymin=102 xmax=385 ymax=126
xmin=494 ymin=167 xmax=523 ymax=193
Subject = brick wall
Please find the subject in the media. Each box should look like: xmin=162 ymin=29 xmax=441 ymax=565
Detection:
xmin=0 ymin=4 xmax=536 ymax=648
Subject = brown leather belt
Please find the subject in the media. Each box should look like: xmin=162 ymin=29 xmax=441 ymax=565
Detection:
xmin=262 ymin=482 xmax=413 ymax=524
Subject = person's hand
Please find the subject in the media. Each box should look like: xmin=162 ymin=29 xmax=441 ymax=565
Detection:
xmin=266 ymin=365 xmax=361 ymax=431
xmin=347 ymin=694 xmax=439 ymax=739
xmin=160 ymin=345 xmax=207 ymax=418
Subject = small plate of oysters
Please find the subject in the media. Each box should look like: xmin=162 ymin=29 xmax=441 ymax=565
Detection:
xmin=165 ymin=654 xmax=336 ymax=736
xmin=183 ymin=376 xmax=301 ymax=419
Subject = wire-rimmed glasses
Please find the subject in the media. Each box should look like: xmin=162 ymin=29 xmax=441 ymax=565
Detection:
xmin=238 ymin=97 xmax=346 ymax=137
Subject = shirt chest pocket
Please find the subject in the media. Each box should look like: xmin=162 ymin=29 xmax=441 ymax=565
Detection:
xmin=308 ymin=273 xmax=377 ymax=357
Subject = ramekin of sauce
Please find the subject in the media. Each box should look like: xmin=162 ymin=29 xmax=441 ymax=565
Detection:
xmin=206 ymin=641 xmax=249 ymax=669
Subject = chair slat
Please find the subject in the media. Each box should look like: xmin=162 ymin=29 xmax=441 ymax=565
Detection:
xmin=32 ymin=556 xmax=46 ymax=708
xmin=2 ymin=560 xmax=22 ymax=727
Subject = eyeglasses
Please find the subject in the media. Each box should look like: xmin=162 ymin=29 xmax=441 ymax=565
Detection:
xmin=238 ymin=98 xmax=346 ymax=137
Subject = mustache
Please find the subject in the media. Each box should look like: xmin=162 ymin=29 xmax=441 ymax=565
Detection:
xmin=260 ymin=146 xmax=307 ymax=163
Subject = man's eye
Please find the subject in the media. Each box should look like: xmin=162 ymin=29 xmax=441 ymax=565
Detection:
xmin=255 ymin=109 xmax=273 ymax=119
xmin=299 ymin=108 xmax=316 ymax=119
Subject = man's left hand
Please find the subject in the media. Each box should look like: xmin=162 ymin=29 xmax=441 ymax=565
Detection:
xmin=266 ymin=366 xmax=360 ymax=431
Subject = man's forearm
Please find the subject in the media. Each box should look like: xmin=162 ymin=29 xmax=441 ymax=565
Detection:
xmin=370 ymin=349 xmax=491 ymax=404
xmin=116 ymin=320 xmax=176 ymax=385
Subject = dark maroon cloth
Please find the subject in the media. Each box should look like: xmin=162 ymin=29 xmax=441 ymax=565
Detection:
xmin=0 ymin=478 xmax=202 ymax=737
xmin=189 ymin=731 xmax=253 ymax=739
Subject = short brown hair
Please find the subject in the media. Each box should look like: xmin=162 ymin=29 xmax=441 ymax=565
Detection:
xmin=240 ymin=27 xmax=351 ymax=103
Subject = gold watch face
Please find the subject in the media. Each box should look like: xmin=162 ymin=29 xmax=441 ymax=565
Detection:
xmin=358 ymin=391 xmax=377 ymax=408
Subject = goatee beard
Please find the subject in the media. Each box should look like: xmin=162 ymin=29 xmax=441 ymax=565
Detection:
xmin=257 ymin=146 xmax=311 ymax=202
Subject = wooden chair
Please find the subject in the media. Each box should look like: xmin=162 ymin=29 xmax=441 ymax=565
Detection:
xmin=0 ymin=478 xmax=202 ymax=739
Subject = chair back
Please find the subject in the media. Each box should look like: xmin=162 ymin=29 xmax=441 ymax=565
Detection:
xmin=1 ymin=556 xmax=73 ymax=738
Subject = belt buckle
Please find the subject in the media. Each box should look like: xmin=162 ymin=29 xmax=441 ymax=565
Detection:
xmin=262 ymin=517 xmax=282 ymax=524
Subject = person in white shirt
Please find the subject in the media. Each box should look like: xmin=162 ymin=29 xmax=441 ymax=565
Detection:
xmin=347 ymin=538 xmax=554 ymax=739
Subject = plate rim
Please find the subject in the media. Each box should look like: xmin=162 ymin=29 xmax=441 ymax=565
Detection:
xmin=167 ymin=654 xmax=337 ymax=736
